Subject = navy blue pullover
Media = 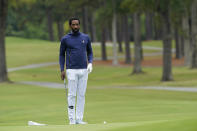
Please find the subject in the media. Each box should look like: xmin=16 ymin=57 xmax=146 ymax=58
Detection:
xmin=59 ymin=32 xmax=93 ymax=71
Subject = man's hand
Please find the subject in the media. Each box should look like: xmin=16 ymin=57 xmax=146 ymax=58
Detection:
xmin=61 ymin=71 xmax=65 ymax=80
xmin=87 ymin=63 xmax=93 ymax=73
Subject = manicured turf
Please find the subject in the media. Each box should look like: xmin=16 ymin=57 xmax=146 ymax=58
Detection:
xmin=1 ymin=37 xmax=197 ymax=131
xmin=9 ymin=65 xmax=197 ymax=87
xmin=107 ymin=118 xmax=197 ymax=131
xmin=6 ymin=36 xmax=163 ymax=68
xmin=6 ymin=37 xmax=59 ymax=68
xmin=1 ymin=119 xmax=197 ymax=131
xmin=1 ymin=82 xmax=197 ymax=130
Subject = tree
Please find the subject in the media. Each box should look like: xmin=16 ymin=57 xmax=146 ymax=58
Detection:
xmin=89 ymin=12 xmax=97 ymax=42
xmin=145 ymin=12 xmax=153 ymax=40
xmin=157 ymin=0 xmax=173 ymax=81
xmin=40 ymin=0 xmax=55 ymax=41
xmin=112 ymin=0 xmax=118 ymax=65
xmin=121 ymin=0 xmax=146 ymax=72
xmin=170 ymin=0 xmax=188 ymax=60
xmin=97 ymin=0 xmax=119 ymax=64
xmin=153 ymin=14 xmax=162 ymax=40
xmin=56 ymin=20 xmax=64 ymax=40
xmin=182 ymin=13 xmax=191 ymax=66
xmin=46 ymin=7 xmax=54 ymax=41
xmin=82 ymin=6 xmax=89 ymax=34
xmin=52 ymin=0 xmax=70 ymax=40
xmin=133 ymin=12 xmax=143 ymax=74
xmin=117 ymin=1 xmax=132 ymax=64
xmin=101 ymin=27 xmax=107 ymax=60
xmin=0 ymin=0 xmax=9 ymax=82
xmin=174 ymin=27 xmax=183 ymax=59
xmin=190 ymin=0 xmax=197 ymax=68
xmin=35 ymin=0 xmax=65 ymax=41
xmin=116 ymin=15 xmax=123 ymax=53
xmin=69 ymin=0 xmax=101 ymax=35
xmin=123 ymin=14 xmax=132 ymax=64
xmin=94 ymin=0 xmax=111 ymax=61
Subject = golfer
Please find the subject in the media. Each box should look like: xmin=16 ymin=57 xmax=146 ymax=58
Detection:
xmin=59 ymin=17 xmax=93 ymax=125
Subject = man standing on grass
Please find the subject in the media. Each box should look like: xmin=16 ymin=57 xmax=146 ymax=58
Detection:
xmin=59 ymin=17 xmax=93 ymax=125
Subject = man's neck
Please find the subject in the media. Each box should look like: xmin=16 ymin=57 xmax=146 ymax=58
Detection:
xmin=71 ymin=31 xmax=80 ymax=35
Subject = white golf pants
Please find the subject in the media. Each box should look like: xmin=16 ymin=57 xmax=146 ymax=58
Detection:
xmin=66 ymin=69 xmax=88 ymax=121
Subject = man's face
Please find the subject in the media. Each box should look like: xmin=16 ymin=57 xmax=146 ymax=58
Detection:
xmin=70 ymin=20 xmax=80 ymax=33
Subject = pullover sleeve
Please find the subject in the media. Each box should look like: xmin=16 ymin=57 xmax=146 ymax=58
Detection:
xmin=59 ymin=38 xmax=66 ymax=71
xmin=86 ymin=36 xmax=93 ymax=63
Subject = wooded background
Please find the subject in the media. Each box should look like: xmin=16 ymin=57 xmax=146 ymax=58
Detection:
xmin=1 ymin=0 xmax=197 ymax=82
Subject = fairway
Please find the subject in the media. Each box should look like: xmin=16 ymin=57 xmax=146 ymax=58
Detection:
xmin=1 ymin=37 xmax=197 ymax=131
xmin=1 ymin=82 xmax=197 ymax=131
xmin=2 ymin=0 xmax=197 ymax=129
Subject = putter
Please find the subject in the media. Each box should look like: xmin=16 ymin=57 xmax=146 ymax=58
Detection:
xmin=64 ymin=79 xmax=68 ymax=98
xmin=64 ymin=79 xmax=69 ymax=124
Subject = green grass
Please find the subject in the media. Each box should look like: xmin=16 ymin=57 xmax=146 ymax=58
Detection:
xmin=1 ymin=36 xmax=197 ymax=131
xmin=6 ymin=37 xmax=163 ymax=68
xmin=6 ymin=37 xmax=59 ymax=68
xmin=8 ymin=65 xmax=197 ymax=87
xmin=93 ymin=40 xmax=167 ymax=58
xmin=107 ymin=118 xmax=197 ymax=131
xmin=142 ymin=40 xmax=163 ymax=47
xmin=1 ymin=82 xmax=197 ymax=131
xmin=142 ymin=40 xmax=176 ymax=48
xmin=1 ymin=120 xmax=197 ymax=131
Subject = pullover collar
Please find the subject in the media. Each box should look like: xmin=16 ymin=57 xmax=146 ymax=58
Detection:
xmin=70 ymin=31 xmax=81 ymax=36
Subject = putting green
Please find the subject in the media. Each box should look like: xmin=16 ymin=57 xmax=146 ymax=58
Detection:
xmin=0 ymin=119 xmax=197 ymax=131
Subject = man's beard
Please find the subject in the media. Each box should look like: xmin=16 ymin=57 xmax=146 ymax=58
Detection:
xmin=72 ymin=28 xmax=79 ymax=33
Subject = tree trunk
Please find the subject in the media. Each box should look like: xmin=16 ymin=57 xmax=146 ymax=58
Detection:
xmin=82 ymin=6 xmax=88 ymax=34
xmin=0 ymin=0 xmax=9 ymax=82
xmin=182 ymin=15 xmax=191 ymax=66
xmin=180 ymin=35 xmax=184 ymax=57
xmin=46 ymin=8 xmax=54 ymax=41
xmin=105 ymin=23 xmax=111 ymax=41
xmin=123 ymin=15 xmax=131 ymax=64
xmin=89 ymin=14 xmax=97 ymax=42
xmin=134 ymin=13 xmax=143 ymax=61
xmin=145 ymin=12 xmax=153 ymax=40
xmin=153 ymin=14 xmax=162 ymax=40
xmin=191 ymin=0 xmax=197 ymax=68
xmin=112 ymin=2 xmax=118 ymax=65
xmin=101 ymin=27 xmax=107 ymax=61
xmin=174 ymin=28 xmax=182 ymax=59
xmin=117 ymin=15 xmax=123 ymax=53
xmin=57 ymin=20 xmax=64 ymax=41
xmin=123 ymin=14 xmax=132 ymax=64
xmin=133 ymin=12 xmax=143 ymax=74
xmin=161 ymin=10 xmax=173 ymax=81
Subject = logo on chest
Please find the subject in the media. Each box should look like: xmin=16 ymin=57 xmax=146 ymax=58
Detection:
xmin=82 ymin=40 xmax=85 ymax=44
